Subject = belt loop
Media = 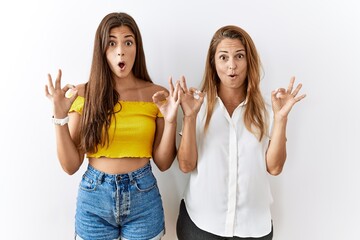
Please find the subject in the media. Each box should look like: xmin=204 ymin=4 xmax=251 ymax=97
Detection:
xmin=97 ymin=172 xmax=104 ymax=184
xmin=128 ymin=172 xmax=134 ymax=184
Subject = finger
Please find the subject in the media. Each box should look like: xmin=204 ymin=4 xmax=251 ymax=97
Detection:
xmin=271 ymin=90 xmax=278 ymax=102
xmin=287 ymin=76 xmax=295 ymax=93
xmin=190 ymin=88 xmax=202 ymax=100
xmin=179 ymin=76 xmax=188 ymax=93
xmin=45 ymin=85 xmax=51 ymax=98
xmin=152 ymin=91 xmax=162 ymax=102
xmin=168 ymin=76 xmax=174 ymax=96
xmin=63 ymin=84 xmax=76 ymax=96
xmin=275 ymin=88 xmax=286 ymax=99
xmin=152 ymin=93 xmax=160 ymax=104
xmin=65 ymin=85 xmax=78 ymax=98
xmin=69 ymin=89 xmax=79 ymax=102
xmin=173 ymin=81 xmax=181 ymax=101
xmin=47 ymin=73 xmax=54 ymax=91
xmin=291 ymin=83 xmax=303 ymax=97
xmin=294 ymin=93 xmax=306 ymax=102
xmin=198 ymin=91 xmax=205 ymax=104
xmin=152 ymin=91 xmax=168 ymax=103
xmin=188 ymin=87 xmax=196 ymax=95
xmin=176 ymin=87 xmax=181 ymax=105
xmin=55 ymin=69 xmax=62 ymax=89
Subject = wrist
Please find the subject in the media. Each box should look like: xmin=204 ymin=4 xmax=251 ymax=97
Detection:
xmin=273 ymin=114 xmax=288 ymax=123
xmin=52 ymin=115 xmax=69 ymax=126
xmin=165 ymin=120 xmax=177 ymax=126
xmin=53 ymin=111 xmax=69 ymax=119
xmin=183 ymin=114 xmax=197 ymax=120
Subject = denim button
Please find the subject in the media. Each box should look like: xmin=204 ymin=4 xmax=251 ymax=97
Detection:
xmin=116 ymin=175 xmax=121 ymax=181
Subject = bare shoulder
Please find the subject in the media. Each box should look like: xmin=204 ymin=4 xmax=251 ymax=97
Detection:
xmin=75 ymin=83 xmax=86 ymax=97
xmin=137 ymin=81 xmax=168 ymax=101
xmin=150 ymin=83 xmax=168 ymax=94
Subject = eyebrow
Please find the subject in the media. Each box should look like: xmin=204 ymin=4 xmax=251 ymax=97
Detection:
xmin=109 ymin=34 xmax=135 ymax=39
xmin=218 ymin=49 xmax=246 ymax=54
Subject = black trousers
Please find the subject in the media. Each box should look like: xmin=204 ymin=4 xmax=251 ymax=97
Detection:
xmin=176 ymin=199 xmax=273 ymax=240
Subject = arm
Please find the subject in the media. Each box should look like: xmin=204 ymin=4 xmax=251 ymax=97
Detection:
xmin=177 ymin=115 xmax=198 ymax=173
xmin=152 ymin=77 xmax=181 ymax=171
xmin=152 ymin=118 xmax=177 ymax=171
xmin=266 ymin=117 xmax=287 ymax=176
xmin=266 ymin=77 xmax=306 ymax=175
xmin=177 ymin=76 xmax=205 ymax=173
xmin=54 ymin=112 xmax=85 ymax=175
xmin=45 ymin=69 xmax=84 ymax=175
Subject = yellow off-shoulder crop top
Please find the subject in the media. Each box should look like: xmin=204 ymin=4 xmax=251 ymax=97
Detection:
xmin=69 ymin=96 xmax=163 ymax=158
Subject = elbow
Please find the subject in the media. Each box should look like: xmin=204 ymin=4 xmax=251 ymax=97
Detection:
xmin=178 ymin=159 xmax=196 ymax=173
xmin=62 ymin=167 xmax=77 ymax=175
xmin=179 ymin=166 xmax=195 ymax=173
xmin=177 ymin=150 xmax=197 ymax=173
xmin=266 ymin=152 xmax=286 ymax=176
xmin=267 ymin=166 xmax=283 ymax=176
xmin=61 ymin=164 xmax=79 ymax=175
xmin=157 ymin=164 xmax=171 ymax=172
xmin=153 ymin=154 xmax=176 ymax=172
xmin=57 ymin=153 xmax=83 ymax=176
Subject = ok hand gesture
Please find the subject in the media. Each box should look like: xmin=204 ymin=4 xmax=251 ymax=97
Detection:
xmin=45 ymin=69 xmax=78 ymax=118
xmin=179 ymin=76 xmax=205 ymax=118
xmin=271 ymin=76 xmax=306 ymax=119
xmin=152 ymin=77 xmax=181 ymax=124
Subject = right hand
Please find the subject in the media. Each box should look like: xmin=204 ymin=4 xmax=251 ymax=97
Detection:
xmin=45 ymin=69 xmax=78 ymax=118
xmin=152 ymin=77 xmax=181 ymax=124
xmin=179 ymin=76 xmax=205 ymax=117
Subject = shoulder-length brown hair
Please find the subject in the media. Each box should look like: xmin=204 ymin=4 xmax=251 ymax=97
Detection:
xmin=201 ymin=25 xmax=267 ymax=141
xmin=80 ymin=12 xmax=152 ymax=153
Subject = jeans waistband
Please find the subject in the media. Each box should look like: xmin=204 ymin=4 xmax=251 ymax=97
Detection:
xmin=85 ymin=162 xmax=152 ymax=184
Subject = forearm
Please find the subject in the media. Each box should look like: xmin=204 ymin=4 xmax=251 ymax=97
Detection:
xmin=266 ymin=116 xmax=288 ymax=175
xmin=55 ymin=125 xmax=84 ymax=175
xmin=177 ymin=116 xmax=198 ymax=173
xmin=153 ymin=122 xmax=177 ymax=171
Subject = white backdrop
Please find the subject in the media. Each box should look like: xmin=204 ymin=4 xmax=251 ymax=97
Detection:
xmin=1 ymin=0 xmax=359 ymax=239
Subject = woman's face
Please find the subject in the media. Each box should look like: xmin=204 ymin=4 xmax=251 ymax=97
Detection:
xmin=215 ymin=38 xmax=247 ymax=91
xmin=106 ymin=26 xmax=136 ymax=80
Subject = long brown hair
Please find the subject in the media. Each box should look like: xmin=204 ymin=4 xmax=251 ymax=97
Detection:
xmin=80 ymin=12 xmax=152 ymax=153
xmin=201 ymin=25 xmax=268 ymax=141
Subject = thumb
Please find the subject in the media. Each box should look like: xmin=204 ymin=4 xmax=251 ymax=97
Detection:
xmin=68 ymin=89 xmax=78 ymax=103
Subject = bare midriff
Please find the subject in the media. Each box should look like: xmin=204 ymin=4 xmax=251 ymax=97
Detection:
xmin=88 ymin=157 xmax=150 ymax=174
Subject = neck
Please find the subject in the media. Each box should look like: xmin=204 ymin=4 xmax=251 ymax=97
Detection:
xmin=218 ymin=86 xmax=246 ymax=106
xmin=218 ymin=86 xmax=246 ymax=117
xmin=114 ymin=72 xmax=139 ymax=91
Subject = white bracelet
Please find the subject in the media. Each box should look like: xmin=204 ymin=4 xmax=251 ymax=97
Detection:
xmin=52 ymin=116 xmax=69 ymax=126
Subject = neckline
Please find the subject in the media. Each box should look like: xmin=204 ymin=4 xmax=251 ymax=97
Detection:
xmin=76 ymin=96 xmax=155 ymax=104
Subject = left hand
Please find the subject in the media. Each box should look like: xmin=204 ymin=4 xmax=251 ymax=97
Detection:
xmin=152 ymin=77 xmax=181 ymax=124
xmin=271 ymin=76 xmax=306 ymax=119
xmin=179 ymin=76 xmax=205 ymax=117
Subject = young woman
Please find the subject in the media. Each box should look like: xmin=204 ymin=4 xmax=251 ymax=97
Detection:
xmin=176 ymin=25 xmax=306 ymax=239
xmin=45 ymin=12 xmax=180 ymax=240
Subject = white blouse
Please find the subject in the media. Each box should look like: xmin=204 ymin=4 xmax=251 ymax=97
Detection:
xmin=183 ymin=96 xmax=273 ymax=238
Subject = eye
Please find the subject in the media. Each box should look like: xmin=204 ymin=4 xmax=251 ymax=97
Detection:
xmin=219 ymin=55 xmax=227 ymax=61
xmin=109 ymin=41 xmax=116 ymax=47
xmin=125 ymin=40 xmax=133 ymax=46
xmin=237 ymin=53 xmax=245 ymax=59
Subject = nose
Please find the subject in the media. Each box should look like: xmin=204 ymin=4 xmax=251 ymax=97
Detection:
xmin=117 ymin=47 xmax=124 ymax=56
xmin=228 ymin=65 xmax=236 ymax=70
xmin=228 ymin=60 xmax=236 ymax=70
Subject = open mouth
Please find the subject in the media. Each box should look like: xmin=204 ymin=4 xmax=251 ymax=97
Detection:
xmin=229 ymin=74 xmax=236 ymax=78
xmin=118 ymin=61 xmax=125 ymax=70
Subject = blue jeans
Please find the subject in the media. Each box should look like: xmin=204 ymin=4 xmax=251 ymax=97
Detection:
xmin=75 ymin=162 xmax=165 ymax=240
